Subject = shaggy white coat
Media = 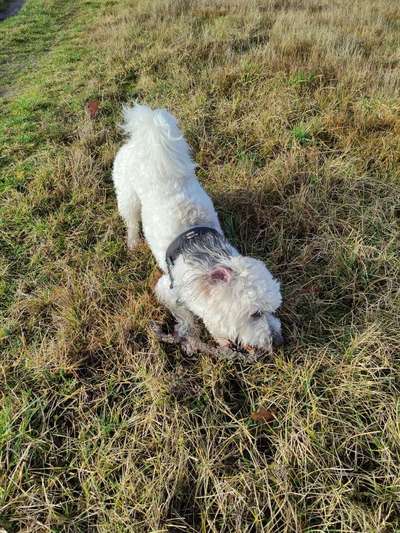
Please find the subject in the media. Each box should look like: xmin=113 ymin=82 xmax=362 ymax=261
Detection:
xmin=112 ymin=104 xmax=282 ymax=351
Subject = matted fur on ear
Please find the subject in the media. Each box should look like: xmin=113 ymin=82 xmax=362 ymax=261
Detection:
xmin=209 ymin=265 xmax=233 ymax=284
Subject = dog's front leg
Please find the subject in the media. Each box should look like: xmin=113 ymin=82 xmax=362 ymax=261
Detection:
xmin=154 ymin=275 xmax=200 ymax=342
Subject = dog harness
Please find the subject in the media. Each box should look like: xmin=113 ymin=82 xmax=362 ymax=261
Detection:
xmin=166 ymin=226 xmax=221 ymax=288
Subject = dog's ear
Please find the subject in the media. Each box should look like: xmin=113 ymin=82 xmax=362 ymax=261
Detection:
xmin=208 ymin=265 xmax=233 ymax=284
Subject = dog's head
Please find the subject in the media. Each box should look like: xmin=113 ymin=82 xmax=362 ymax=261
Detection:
xmin=178 ymin=254 xmax=283 ymax=354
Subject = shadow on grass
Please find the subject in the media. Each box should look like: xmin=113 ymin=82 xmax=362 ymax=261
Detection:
xmin=0 ymin=0 xmax=25 ymax=22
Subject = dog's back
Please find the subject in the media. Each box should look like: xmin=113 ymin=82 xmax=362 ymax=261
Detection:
xmin=112 ymin=104 xmax=220 ymax=269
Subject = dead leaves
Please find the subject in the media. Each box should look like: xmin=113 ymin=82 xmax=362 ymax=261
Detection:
xmin=86 ymin=99 xmax=100 ymax=118
xmin=251 ymin=407 xmax=276 ymax=423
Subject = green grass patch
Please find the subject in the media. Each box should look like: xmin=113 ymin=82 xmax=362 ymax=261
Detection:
xmin=292 ymin=124 xmax=312 ymax=144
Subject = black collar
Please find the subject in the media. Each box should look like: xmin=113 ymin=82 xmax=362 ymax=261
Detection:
xmin=166 ymin=226 xmax=221 ymax=288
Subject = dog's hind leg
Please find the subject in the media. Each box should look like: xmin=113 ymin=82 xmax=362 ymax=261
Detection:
xmin=117 ymin=189 xmax=141 ymax=250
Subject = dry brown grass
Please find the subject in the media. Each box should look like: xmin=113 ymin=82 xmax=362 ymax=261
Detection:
xmin=1 ymin=0 xmax=400 ymax=530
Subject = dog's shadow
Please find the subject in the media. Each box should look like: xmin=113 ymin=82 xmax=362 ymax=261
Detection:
xmin=210 ymin=183 xmax=353 ymax=351
xmin=212 ymin=186 xmax=283 ymax=256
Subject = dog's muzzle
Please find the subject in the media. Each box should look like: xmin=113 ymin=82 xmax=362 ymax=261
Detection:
xmin=272 ymin=330 xmax=284 ymax=347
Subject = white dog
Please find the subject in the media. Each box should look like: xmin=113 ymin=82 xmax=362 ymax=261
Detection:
xmin=112 ymin=104 xmax=283 ymax=354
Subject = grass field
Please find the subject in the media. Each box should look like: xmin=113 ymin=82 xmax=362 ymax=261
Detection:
xmin=1 ymin=0 xmax=400 ymax=530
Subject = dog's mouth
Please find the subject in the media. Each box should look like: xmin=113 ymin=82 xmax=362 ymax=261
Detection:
xmin=227 ymin=335 xmax=283 ymax=356
xmin=227 ymin=340 xmax=263 ymax=356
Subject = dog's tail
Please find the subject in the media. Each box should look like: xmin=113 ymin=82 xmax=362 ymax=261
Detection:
xmin=120 ymin=103 xmax=196 ymax=179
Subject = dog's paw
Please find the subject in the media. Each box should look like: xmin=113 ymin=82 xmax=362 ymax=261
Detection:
xmin=181 ymin=336 xmax=202 ymax=355
xmin=149 ymin=321 xmax=176 ymax=344
xmin=127 ymin=236 xmax=141 ymax=251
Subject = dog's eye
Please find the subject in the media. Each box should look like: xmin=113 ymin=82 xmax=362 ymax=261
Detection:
xmin=251 ymin=310 xmax=264 ymax=320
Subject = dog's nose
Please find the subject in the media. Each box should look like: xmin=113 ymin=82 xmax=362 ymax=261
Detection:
xmin=272 ymin=331 xmax=284 ymax=347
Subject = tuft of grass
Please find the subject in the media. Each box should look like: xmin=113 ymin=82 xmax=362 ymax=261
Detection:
xmin=1 ymin=0 xmax=400 ymax=530
xmin=292 ymin=124 xmax=312 ymax=145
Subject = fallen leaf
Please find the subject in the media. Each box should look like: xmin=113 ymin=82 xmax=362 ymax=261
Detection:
xmin=251 ymin=408 xmax=276 ymax=423
xmin=86 ymin=99 xmax=100 ymax=118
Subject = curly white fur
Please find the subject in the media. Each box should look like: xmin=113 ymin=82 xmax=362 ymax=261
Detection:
xmin=112 ymin=104 xmax=283 ymax=352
